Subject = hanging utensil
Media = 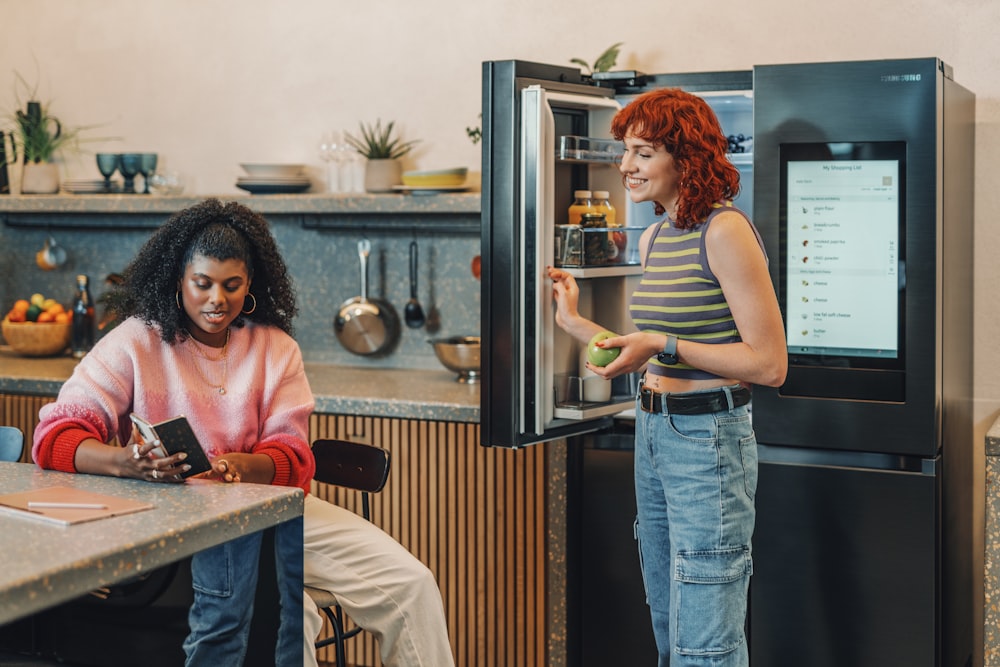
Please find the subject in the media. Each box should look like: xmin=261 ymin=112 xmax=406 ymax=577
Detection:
xmin=334 ymin=240 xmax=400 ymax=356
xmin=404 ymin=241 xmax=426 ymax=329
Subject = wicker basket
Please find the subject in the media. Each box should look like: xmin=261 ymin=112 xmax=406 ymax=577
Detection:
xmin=1 ymin=318 xmax=72 ymax=357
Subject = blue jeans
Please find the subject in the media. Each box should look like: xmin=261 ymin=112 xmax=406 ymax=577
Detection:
xmin=183 ymin=516 xmax=304 ymax=667
xmin=634 ymin=386 xmax=756 ymax=666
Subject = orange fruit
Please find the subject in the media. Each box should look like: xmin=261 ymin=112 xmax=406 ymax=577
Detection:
xmin=36 ymin=311 xmax=55 ymax=323
xmin=12 ymin=299 xmax=29 ymax=313
xmin=46 ymin=303 xmax=65 ymax=316
xmin=54 ymin=312 xmax=70 ymax=324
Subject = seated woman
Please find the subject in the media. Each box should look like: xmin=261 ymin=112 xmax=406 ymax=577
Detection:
xmin=32 ymin=198 xmax=455 ymax=667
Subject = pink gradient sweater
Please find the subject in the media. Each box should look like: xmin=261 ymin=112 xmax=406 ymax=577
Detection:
xmin=32 ymin=317 xmax=316 ymax=492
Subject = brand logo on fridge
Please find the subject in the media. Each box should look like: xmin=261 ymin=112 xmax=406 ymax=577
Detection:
xmin=880 ymin=73 xmax=922 ymax=83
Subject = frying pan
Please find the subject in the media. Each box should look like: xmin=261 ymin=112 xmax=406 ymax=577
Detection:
xmin=334 ymin=240 xmax=400 ymax=356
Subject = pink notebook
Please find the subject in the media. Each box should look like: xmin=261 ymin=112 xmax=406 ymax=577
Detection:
xmin=0 ymin=486 xmax=155 ymax=526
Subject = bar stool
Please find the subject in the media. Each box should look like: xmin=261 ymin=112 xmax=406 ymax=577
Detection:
xmin=305 ymin=438 xmax=391 ymax=666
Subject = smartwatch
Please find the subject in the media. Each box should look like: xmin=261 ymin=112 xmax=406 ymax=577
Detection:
xmin=656 ymin=335 xmax=679 ymax=365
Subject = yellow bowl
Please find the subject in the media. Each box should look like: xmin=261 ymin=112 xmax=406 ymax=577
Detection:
xmin=2 ymin=319 xmax=72 ymax=357
xmin=401 ymin=168 xmax=468 ymax=188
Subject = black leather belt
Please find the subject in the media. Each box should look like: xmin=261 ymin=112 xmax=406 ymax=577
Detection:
xmin=639 ymin=385 xmax=751 ymax=415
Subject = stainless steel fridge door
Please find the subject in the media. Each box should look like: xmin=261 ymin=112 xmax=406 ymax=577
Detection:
xmin=482 ymin=61 xmax=635 ymax=448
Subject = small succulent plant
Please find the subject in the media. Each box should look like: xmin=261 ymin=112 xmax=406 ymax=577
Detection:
xmin=345 ymin=119 xmax=419 ymax=160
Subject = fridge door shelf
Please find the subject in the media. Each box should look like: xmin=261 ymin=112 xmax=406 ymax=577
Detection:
xmin=557 ymin=135 xmax=624 ymax=163
xmin=555 ymin=225 xmax=645 ymax=269
xmin=553 ymin=372 xmax=638 ymax=420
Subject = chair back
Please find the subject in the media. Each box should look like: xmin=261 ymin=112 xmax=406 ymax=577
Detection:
xmin=0 ymin=426 xmax=25 ymax=462
xmin=311 ymin=439 xmax=390 ymax=493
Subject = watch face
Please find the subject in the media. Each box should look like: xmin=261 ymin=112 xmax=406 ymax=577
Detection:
xmin=657 ymin=352 xmax=678 ymax=365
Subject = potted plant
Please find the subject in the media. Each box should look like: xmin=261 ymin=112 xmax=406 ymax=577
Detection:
xmin=344 ymin=119 xmax=419 ymax=192
xmin=5 ymin=72 xmax=93 ymax=195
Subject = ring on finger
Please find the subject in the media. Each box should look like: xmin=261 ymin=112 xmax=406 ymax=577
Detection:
xmin=133 ymin=444 xmax=141 ymax=460
xmin=151 ymin=468 xmax=160 ymax=480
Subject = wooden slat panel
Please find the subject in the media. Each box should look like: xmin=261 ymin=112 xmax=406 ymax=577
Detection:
xmin=307 ymin=413 xmax=548 ymax=667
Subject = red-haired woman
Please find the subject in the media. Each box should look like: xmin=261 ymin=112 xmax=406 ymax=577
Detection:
xmin=548 ymin=88 xmax=786 ymax=666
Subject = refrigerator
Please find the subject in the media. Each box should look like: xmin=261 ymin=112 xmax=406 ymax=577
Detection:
xmin=480 ymin=57 xmax=975 ymax=666
xmin=748 ymin=58 xmax=975 ymax=667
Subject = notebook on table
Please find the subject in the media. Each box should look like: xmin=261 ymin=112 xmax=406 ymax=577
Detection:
xmin=0 ymin=485 xmax=155 ymax=526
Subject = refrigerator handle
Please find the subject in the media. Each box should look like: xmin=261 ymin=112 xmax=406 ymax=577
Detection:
xmin=520 ymin=86 xmax=555 ymax=436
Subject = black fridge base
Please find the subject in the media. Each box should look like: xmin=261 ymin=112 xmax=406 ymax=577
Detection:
xmin=749 ymin=452 xmax=949 ymax=667
xmin=568 ymin=425 xmax=658 ymax=666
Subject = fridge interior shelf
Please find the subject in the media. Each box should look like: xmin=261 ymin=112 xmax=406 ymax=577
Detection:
xmin=557 ymin=135 xmax=624 ymax=163
xmin=553 ymin=372 xmax=637 ymax=420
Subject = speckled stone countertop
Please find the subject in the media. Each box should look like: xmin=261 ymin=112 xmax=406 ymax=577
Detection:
xmin=0 ymin=461 xmax=303 ymax=625
xmin=0 ymin=347 xmax=480 ymax=423
xmin=984 ymin=417 xmax=1000 ymax=665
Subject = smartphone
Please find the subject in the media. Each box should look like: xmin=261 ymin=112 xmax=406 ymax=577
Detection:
xmin=129 ymin=413 xmax=213 ymax=478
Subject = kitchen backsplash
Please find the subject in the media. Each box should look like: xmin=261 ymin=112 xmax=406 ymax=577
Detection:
xmin=0 ymin=202 xmax=481 ymax=370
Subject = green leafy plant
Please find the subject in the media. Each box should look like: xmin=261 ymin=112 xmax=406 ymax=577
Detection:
xmin=344 ymin=119 xmax=419 ymax=160
xmin=571 ymin=42 xmax=624 ymax=75
xmin=466 ymin=113 xmax=482 ymax=145
xmin=4 ymin=73 xmax=98 ymax=165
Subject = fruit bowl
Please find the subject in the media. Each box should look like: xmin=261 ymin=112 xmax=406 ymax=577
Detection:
xmin=429 ymin=335 xmax=481 ymax=383
xmin=2 ymin=319 xmax=72 ymax=357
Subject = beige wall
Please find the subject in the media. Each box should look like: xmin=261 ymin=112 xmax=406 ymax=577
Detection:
xmin=5 ymin=0 xmax=999 ymax=662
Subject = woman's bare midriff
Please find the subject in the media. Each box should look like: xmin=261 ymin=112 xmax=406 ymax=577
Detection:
xmin=642 ymin=373 xmax=741 ymax=395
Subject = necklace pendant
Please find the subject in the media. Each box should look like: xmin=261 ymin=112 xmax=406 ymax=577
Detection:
xmin=219 ymin=388 xmax=226 ymax=395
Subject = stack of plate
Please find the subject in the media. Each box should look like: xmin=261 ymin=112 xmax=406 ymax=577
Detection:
xmin=62 ymin=179 xmax=109 ymax=194
xmin=236 ymin=163 xmax=310 ymax=194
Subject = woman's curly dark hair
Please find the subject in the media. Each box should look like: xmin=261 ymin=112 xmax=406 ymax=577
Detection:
xmin=611 ymin=88 xmax=740 ymax=229
xmin=103 ymin=198 xmax=297 ymax=344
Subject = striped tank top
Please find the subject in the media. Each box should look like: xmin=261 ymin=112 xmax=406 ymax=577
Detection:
xmin=629 ymin=202 xmax=765 ymax=380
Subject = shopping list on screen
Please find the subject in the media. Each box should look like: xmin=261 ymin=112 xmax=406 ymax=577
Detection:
xmin=785 ymin=159 xmax=899 ymax=358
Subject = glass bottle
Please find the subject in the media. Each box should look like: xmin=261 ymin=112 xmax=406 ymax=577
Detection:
xmin=594 ymin=190 xmax=624 ymax=264
xmin=567 ymin=190 xmax=593 ymax=226
xmin=592 ymin=190 xmax=616 ymax=226
xmin=71 ymin=274 xmax=95 ymax=359
xmin=0 ymin=131 xmax=10 ymax=195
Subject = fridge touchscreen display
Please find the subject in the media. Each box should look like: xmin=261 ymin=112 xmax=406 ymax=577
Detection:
xmin=779 ymin=141 xmax=906 ymax=370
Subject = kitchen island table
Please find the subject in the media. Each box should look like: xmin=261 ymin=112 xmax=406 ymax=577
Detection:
xmin=0 ymin=461 xmax=303 ymax=626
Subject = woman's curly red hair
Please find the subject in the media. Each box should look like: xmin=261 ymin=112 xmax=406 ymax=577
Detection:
xmin=611 ymin=88 xmax=740 ymax=229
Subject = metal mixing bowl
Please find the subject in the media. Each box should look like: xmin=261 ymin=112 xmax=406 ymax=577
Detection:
xmin=429 ymin=335 xmax=481 ymax=383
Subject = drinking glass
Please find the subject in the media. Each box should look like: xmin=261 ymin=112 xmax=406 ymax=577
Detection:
xmin=318 ymin=132 xmax=343 ymax=193
xmin=118 ymin=153 xmax=141 ymax=194
xmin=96 ymin=153 xmax=120 ymax=193
xmin=138 ymin=153 xmax=158 ymax=194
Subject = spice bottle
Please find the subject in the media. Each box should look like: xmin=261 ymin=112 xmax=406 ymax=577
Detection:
xmin=592 ymin=190 xmax=616 ymax=226
xmin=567 ymin=190 xmax=594 ymax=226
xmin=71 ymin=274 xmax=95 ymax=359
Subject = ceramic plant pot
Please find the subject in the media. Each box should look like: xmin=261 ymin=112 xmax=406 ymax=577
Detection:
xmin=20 ymin=162 xmax=60 ymax=194
xmin=364 ymin=158 xmax=402 ymax=193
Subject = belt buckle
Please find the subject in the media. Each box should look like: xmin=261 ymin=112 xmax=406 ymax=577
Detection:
xmin=640 ymin=388 xmax=655 ymax=413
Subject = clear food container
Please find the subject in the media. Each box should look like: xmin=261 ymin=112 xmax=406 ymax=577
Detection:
xmin=554 ymin=225 xmax=644 ymax=267
xmin=557 ymin=136 xmax=625 ymax=162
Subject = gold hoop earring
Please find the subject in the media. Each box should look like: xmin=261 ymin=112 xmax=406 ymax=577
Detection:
xmin=175 ymin=291 xmax=182 ymax=309
xmin=242 ymin=293 xmax=257 ymax=315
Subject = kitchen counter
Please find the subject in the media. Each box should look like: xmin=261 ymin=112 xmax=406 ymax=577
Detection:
xmin=0 ymin=461 xmax=303 ymax=625
xmin=0 ymin=347 xmax=480 ymax=423
xmin=984 ymin=417 xmax=1000 ymax=665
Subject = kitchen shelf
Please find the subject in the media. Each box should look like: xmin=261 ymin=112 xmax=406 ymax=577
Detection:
xmin=0 ymin=193 xmax=482 ymax=233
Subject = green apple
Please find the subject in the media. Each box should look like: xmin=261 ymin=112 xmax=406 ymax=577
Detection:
xmin=587 ymin=331 xmax=621 ymax=367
